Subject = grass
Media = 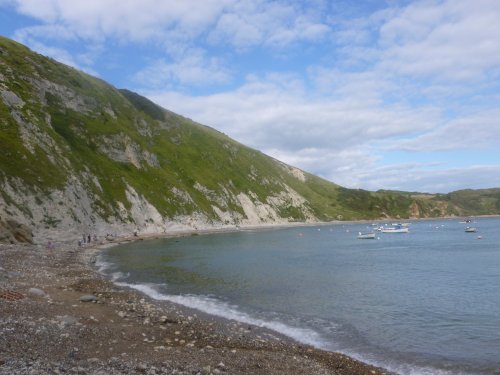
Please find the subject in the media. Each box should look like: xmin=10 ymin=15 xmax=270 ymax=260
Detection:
xmin=2 ymin=35 xmax=500 ymax=227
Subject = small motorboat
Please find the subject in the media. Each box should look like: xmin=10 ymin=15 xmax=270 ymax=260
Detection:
xmin=391 ymin=223 xmax=411 ymax=227
xmin=381 ymin=226 xmax=409 ymax=233
xmin=358 ymin=232 xmax=376 ymax=239
xmin=465 ymin=227 xmax=477 ymax=233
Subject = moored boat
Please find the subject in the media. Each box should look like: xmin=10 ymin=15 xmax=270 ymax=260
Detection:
xmin=465 ymin=227 xmax=477 ymax=233
xmin=358 ymin=232 xmax=376 ymax=239
xmin=381 ymin=227 xmax=409 ymax=233
xmin=391 ymin=222 xmax=411 ymax=227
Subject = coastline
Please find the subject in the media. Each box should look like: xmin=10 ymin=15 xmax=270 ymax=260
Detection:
xmin=0 ymin=229 xmax=391 ymax=375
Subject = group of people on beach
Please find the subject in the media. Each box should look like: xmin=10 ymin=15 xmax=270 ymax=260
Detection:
xmin=78 ymin=233 xmax=97 ymax=247
xmin=75 ymin=229 xmax=142 ymax=247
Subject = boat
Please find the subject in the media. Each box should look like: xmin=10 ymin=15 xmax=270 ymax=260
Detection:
xmin=381 ymin=226 xmax=409 ymax=233
xmin=465 ymin=227 xmax=477 ymax=233
xmin=358 ymin=232 xmax=376 ymax=239
xmin=391 ymin=223 xmax=411 ymax=227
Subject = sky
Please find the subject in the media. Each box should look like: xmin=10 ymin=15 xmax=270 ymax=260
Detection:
xmin=1 ymin=0 xmax=500 ymax=193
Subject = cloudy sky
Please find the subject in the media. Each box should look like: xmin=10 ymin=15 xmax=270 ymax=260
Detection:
xmin=1 ymin=0 xmax=500 ymax=193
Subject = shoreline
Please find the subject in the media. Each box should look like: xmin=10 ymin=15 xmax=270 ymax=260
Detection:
xmin=3 ymin=215 xmax=494 ymax=374
xmin=1 ymin=230 xmax=391 ymax=374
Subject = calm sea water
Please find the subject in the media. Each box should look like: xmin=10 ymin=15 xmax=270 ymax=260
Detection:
xmin=100 ymin=218 xmax=500 ymax=375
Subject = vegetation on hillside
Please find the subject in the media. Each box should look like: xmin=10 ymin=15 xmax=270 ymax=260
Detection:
xmin=1 ymin=35 xmax=500 ymax=232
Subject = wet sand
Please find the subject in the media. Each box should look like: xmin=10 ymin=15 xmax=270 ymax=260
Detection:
xmin=0 ymin=236 xmax=391 ymax=374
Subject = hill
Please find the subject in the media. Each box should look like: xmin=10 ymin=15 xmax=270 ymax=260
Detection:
xmin=0 ymin=36 xmax=498 ymax=243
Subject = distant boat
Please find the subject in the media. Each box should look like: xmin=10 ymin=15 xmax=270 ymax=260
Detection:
xmin=465 ymin=227 xmax=477 ymax=233
xmin=459 ymin=218 xmax=472 ymax=224
xmin=358 ymin=232 xmax=376 ymax=239
xmin=391 ymin=223 xmax=410 ymax=227
xmin=381 ymin=227 xmax=409 ymax=233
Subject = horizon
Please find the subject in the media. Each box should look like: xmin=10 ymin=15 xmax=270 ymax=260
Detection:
xmin=1 ymin=0 xmax=500 ymax=193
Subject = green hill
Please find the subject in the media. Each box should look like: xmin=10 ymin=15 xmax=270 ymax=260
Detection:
xmin=0 ymin=36 xmax=498 ymax=243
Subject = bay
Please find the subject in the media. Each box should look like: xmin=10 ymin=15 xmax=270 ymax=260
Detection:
xmin=99 ymin=218 xmax=500 ymax=375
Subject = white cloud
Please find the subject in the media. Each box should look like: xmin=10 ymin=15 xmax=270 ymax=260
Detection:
xmin=393 ymin=109 xmax=500 ymax=152
xmin=13 ymin=24 xmax=77 ymax=42
xmin=11 ymin=0 xmax=229 ymax=41
xmin=356 ymin=164 xmax=500 ymax=193
xmin=133 ymin=49 xmax=231 ymax=88
xmin=8 ymin=0 xmax=330 ymax=48
xmin=208 ymin=0 xmax=330 ymax=48
xmin=378 ymin=0 xmax=500 ymax=81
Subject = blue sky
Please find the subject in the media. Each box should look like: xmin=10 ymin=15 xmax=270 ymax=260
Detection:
xmin=1 ymin=0 xmax=500 ymax=193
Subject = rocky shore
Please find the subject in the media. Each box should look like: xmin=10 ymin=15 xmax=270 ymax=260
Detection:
xmin=0 ymin=238 xmax=390 ymax=375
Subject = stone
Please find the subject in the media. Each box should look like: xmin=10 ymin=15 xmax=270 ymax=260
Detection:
xmin=28 ymin=287 xmax=46 ymax=297
xmin=136 ymin=363 xmax=148 ymax=372
xmin=79 ymin=294 xmax=97 ymax=302
xmin=58 ymin=315 xmax=78 ymax=326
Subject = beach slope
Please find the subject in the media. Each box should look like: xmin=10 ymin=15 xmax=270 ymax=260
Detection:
xmin=0 ymin=241 xmax=389 ymax=374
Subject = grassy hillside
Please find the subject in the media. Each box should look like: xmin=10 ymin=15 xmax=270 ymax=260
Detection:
xmin=1 ymin=36 xmax=499 ymax=241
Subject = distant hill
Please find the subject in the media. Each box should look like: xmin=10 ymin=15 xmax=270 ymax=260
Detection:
xmin=0 ymin=36 xmax=498 ymax=243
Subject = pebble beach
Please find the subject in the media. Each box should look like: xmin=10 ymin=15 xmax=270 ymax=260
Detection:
xmin=0 ymin=236 xmax=390 ymax=375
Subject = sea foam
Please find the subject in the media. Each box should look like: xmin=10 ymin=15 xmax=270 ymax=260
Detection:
xmin=116 ymin=281 xmax=328 ymax=349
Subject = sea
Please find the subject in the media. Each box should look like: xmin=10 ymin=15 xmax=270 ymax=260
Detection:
xmin=98 ymin=217 xmax=500 ymax=375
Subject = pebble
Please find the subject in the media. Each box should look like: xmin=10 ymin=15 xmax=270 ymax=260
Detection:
xmin=58 ymin=315 xmax=78 ymax=326
xmin=28 ymin=287 xmax=46 ymax=297
xmin=79 ymin=294 xmax=97 ymax=302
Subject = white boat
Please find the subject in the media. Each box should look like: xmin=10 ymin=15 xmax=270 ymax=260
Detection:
xmin=465 ymin=227 xmax=477 ymax=233
xmin=358 ymin=232 xmax=376 ymax=239
xmin=381 ymin=227 xmax=409 ymax=233
xmin=391 ymin=223 xmax=411 ymax=227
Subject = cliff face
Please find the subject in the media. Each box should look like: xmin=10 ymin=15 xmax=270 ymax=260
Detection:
xmin=0 ymin=37 xmax=328 ymax=243
xmin=0 ymin=217 xmax=33 ymax=244
xmin=1 ymin=37 xmax=498 ymax=243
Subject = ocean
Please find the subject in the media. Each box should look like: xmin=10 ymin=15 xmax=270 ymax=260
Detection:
xmin=98 ymin=218 xmax=500 ymax=375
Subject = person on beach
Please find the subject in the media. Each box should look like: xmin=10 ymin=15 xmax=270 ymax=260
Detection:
xmin=87 ymin=234 xmax=91 ymax=243
xmin=78 ymin=239 xmax=82 ymax=247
